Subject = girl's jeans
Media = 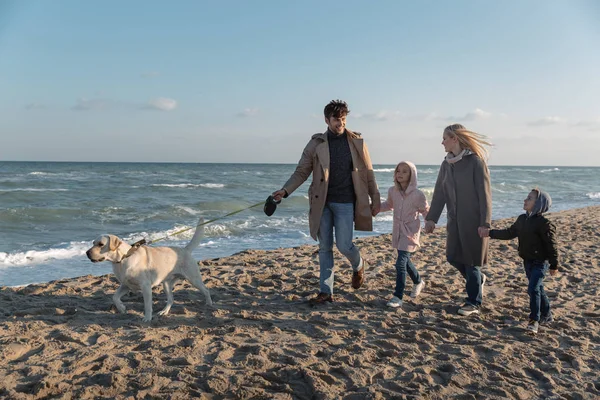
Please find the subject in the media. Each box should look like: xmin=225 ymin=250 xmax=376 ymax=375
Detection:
xmin=524 ymin=259 xmax=551 ymax=321
xmin=394 ymin=250 xmax=421 ymax=299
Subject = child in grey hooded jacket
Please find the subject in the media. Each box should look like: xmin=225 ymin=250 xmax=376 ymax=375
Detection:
xmin=480 ymin=188 xmax=559 ymax=334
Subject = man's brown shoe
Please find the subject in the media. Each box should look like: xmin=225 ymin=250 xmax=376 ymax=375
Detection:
xmin=309 ymin=292 xmax=333 ymax=305
xmin=352 ymin=262 xmax=365 ymax=289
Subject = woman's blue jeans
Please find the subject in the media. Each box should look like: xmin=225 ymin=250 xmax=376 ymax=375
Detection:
xmin=449 ymin=261 xmax=484 ymax=307
xmin=317 ymin=202 xmax=362 ymax=295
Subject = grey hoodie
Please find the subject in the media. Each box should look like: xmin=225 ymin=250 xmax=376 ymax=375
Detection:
xmin=529 ymin=189 xmax=552 ymax=217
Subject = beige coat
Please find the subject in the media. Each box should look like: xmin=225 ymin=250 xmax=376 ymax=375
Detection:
xmin=282 ymin=130 xmax=381 ymax=240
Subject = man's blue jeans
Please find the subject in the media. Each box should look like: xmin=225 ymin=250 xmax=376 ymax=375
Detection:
xmin=524 ymin=259 xmax=551 ymax=321
xmin=317 ymin=202 xmax=361 ymax=295
xmin=394 ymin=250 xmax=421 ymax=299
xmin=449 ymin=261 xmax=483 ymax=307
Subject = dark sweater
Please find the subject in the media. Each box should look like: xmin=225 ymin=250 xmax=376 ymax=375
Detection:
xmin=326 ymin=129 xmax=355 ymax=203
xmin=489 ymin=213 xmax=559 ymax=269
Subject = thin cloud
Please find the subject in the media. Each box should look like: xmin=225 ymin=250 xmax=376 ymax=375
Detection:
xmin=462 ymin=108 xmax=492 ymax=121
xmin=407 ymin=112 xmax=442 ymax=121
xmin=237 ymin=108 xmax=259 ymax=118
xmin=445 ymin=108 xmax=493 ymax=122
xmin=411 ymin=109 xmax=493 ymax=122
xmin=72 ymin=97 xmax=112 ymax=111
xmin=528 ymin=116 xmax=567 ymax=127
xmin=24 ymin=103 xmax=47 ymax=110
xmin=145 ymin=97 xmax=177 ymax=111
xmin=353 ymin=110 xmax=401 ymax=121
xmin=571 ymin=118 xmax=600 ymax=132
xmin=141 ymin=71 xmax=160 ymax=78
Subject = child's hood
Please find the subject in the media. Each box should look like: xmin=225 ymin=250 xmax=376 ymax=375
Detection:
xmin=530 ymin=189 xmax=552 ymax=215
xmin=396 ymin=160 xmax=419 ymax=193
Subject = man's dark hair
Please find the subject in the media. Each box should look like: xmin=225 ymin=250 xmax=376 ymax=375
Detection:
xmin=324 ymin=100 xmax=350 ymax=119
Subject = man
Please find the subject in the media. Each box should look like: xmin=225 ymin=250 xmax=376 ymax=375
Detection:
xmin=272 ymin=100 xmax=380 ymax=304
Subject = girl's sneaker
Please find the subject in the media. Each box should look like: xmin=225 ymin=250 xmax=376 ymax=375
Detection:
xmin=410 ymin=279 xmax=425 ymax=298
xmin=386 ymin=296 xmax=403 ymax=308
xmin=540 ymin=314 xmax=554 ymax=325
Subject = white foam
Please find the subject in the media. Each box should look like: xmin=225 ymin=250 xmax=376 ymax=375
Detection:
xmin=0 ymin=242 xmax=88 ymax=266
xmin=374 ymin=168 xmax=395 ymax=172
xmin=176 ymin=206 xmax=202 ymax=215
xmin=587 ymin=192 xmax=600 ymax=199
xmin=151 ymin=183 xmax=225 ymax=189
xmin=0 ymin=188 xmax=69 ymax=192
xmin=539 ymin=168 xmax=560 ymax=173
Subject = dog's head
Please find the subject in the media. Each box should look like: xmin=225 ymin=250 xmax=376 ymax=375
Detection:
xmin=86 ymin=234 xmax=124 ymax=263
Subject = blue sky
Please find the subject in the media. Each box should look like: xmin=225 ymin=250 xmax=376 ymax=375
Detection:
xmin=1 ymin=1 xmax=599 ymax=165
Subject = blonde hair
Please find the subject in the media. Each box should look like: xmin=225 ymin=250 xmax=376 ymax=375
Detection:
xmin=393 ymin=162 xmax=411 ymax=191
xmin=444 ymin=123 xmax=492 ymax=161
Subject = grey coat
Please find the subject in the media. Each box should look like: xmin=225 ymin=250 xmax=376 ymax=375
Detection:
xmin=282 ymin=130 xmax=380 ymax=241
xmin=427 ymin=153 xmax=492 ymax=266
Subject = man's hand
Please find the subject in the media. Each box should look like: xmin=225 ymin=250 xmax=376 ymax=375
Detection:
xmin=272 ymin=189 xmax=287 ymax=202
xmin=424 ymin=220 xmax=435 ymax=233
xmin=478 ymin=227 xmax=490 ymax=238
xmin=371 ymin=203 xmax=380 ymax=217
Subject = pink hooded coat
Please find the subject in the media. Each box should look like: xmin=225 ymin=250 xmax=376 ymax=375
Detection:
xmin=380 ymin=161 xmax=429 ymax=252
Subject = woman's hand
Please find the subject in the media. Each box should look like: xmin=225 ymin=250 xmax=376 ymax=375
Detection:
xmin=424 ymin=220 xmax=435 ymax=233
xmin=478 ymin=227 xmax=490 ymax=238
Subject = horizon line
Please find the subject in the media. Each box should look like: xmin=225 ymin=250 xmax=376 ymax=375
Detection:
xmin=1 ymin=160 xmax=599 ymax=168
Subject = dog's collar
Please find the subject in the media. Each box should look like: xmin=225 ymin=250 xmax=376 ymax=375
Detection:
xmin=117 ymin=243 xmax=144 ymax=263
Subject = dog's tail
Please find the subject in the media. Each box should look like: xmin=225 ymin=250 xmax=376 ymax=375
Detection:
xmin=185 ymin=217 xmax=205 ymax=251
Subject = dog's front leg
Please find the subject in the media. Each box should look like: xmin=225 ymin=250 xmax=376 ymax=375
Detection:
xmin=113 ymin=284 xmax=129 ymax=314
xmin=141 ymin=284 xmax=154 ymax=322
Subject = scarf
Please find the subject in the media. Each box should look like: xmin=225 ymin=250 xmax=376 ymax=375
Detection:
xmin=445 ymin=149 xmax=472 ymax=164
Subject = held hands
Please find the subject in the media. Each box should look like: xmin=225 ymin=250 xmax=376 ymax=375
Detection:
xmin=549 ymin=269 xmax=558 ymax=276
xmin=424 ymin=220 xmax=435 ymax=234
xmin=478 ymin=227 xmax=490 ymax=238
xmin=371 ymin=203 xmax=380 ymax=217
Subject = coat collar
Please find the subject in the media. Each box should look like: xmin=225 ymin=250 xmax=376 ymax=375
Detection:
xmin=313 ymin=129 xmax=364 ymax=180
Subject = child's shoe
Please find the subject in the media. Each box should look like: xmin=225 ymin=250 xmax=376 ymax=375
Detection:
xmin=481 ymin=273 xmax=487 ymax=296
xmin=458 ymin=303 xmax=480 ymax=316
xmin=527 ymin=319 xmax=539 ymax=334
xmin=386 ymin=296 xmax=403 ymax=308
xmin=540 ymin=313 xmax=554 ymax=325
xmin=410 ymin=279 xmax=425 ymax=298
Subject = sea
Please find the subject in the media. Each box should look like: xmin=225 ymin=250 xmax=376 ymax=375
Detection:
xmin=1 ymin=162 xmax=599 ymax=287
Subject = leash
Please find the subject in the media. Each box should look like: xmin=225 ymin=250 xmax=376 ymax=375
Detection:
xmin=123 ymin=200 xmax=265 ymax=259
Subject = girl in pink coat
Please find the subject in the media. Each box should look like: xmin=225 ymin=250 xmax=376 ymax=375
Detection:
xmin=379 ymin=161 xmax=429 ymax=308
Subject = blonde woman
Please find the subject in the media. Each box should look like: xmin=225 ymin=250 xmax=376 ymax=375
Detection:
xmin=424 ymin=124 xmax=492 ymax=316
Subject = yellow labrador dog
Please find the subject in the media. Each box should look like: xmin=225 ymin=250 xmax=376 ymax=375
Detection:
xmin=86 ymin=218 xmax=212 ymax=322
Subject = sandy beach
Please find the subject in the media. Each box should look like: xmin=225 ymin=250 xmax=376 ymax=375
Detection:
xmin=1 ymin=206 xmax=599 ymax=399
